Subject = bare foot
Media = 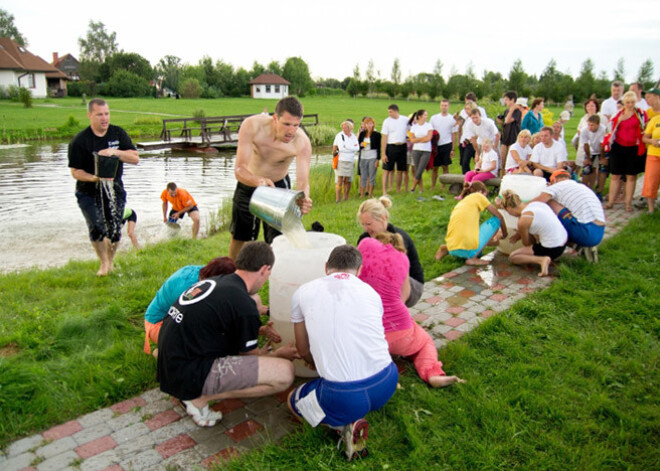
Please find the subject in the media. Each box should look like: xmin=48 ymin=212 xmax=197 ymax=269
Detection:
xmin=96 ymin=264 xmax=110 ymax=277
xmin=538 ymin=256 xmax=551 ymax=277
xmin=435 ymin=245 xmax=449 ymax=260
xmin=466 ymin=258 xmax=489 ymax=266
xmin=429 ymin=375 xmax=466 ymax=388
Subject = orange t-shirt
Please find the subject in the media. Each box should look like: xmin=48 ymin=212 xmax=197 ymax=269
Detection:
xmin=160 ymin=188 xmax=196 ymax=211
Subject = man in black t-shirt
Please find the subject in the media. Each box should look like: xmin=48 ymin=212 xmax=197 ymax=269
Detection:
xmin=157 ymin=242 xmax=298 ymax=428
xmin=68 ymin=98 xmax=139 ymax=276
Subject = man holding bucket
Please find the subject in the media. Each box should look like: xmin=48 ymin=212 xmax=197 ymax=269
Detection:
xmin=68 ymin=98 xmax=139 ymax=276
xmin=229 ymin=96 xmax=313 ymax=260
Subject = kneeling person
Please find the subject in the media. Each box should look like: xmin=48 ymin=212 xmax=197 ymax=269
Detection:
xmin=288 ymin=245 xmax=398 ymax=461
xmin=157 ymin=242 xmax=297 ymax=427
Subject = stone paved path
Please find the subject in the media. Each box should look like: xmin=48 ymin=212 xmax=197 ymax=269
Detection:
xmin=1 ymin=185 xmax=648 ymax=471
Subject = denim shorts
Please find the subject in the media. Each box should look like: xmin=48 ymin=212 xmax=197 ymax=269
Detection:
xmin=449 ymin=216 xmax=501 ymax=259
xmin=558 ymin=208 xmax=604 ymax=247
xmin=289 ymin=362 xmax=398 ymax=427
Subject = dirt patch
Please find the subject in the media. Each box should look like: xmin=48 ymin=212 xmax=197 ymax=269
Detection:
xmin=0 ymin=342 xmax=20 ymax=357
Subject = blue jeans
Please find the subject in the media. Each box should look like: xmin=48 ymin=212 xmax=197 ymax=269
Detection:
xmin=449 ymin=216 xmax=501 ymax=259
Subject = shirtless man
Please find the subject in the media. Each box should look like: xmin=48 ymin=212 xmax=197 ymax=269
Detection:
xmin=229 ymin=97 xmax=313 ymax=260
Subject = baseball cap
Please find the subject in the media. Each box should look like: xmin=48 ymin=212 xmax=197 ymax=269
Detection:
xmin=550 ymin=169 xmax=571 ymax=183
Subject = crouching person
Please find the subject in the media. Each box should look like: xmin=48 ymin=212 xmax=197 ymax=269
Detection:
xmin=157 ymin=242 xmax=298 ymax=427
xmin=288 ymin=245 xmax=398 ymax=461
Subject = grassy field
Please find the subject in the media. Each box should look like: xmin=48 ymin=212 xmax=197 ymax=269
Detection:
xmin=0 ymin=162 xmax=658 ymax=468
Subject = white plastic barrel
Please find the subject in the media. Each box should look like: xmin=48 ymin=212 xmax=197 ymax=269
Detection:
xmin=497 ymin=174 xmax=548 ymax=255
xmin=269 ymin=232 xmax=346 ymax=377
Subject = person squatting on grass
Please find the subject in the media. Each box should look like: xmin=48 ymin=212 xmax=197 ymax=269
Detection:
xmin=499 ymin=189 xmax=568 ymax=277
xmin=68 ymin=98 xmax=139 ymax=276
xmin=288 ymin=245 xmax=398 ymax=461
xmin=157 ymin=242 xmax=298 ymax=428
xmin=436 ymin=181 xmax=507 ymax=266
xmin=143 ymin=256 xmax=271 ymax=357
xmin=358 ymin=233 xmax=465 ymax=388
xmin=161 ymin=182 xmax=201 ymax=239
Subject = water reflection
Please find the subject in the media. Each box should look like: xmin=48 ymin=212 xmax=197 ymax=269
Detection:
xmin=0 ymin=142 xmax=329 ymax=273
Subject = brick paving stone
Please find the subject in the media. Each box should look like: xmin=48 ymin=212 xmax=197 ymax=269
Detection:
xmin=72 ymin=423 xmax=113 ymax=446
xmin=433 ymin=338 xmax=447 ymax=350
xmin=244 ymin=397 xmax=280 ymax=415
xmin=444 ymin=317 xmax=466 ymax=328
xmin=201 ymin=448 xmax=241 ymax=468
xmin=425 ymin=296 xmax=444 ymax=304
xmin=218 ymin=408 xmax=252 ymax=430
xmin=253 ymin=406 xmax=302 ymax=442
xmin=110 ymin=398 xmax=147 ymax=415
xmin=274 ymin=384 xmax=297 ymax=404
xmin=414 ymin=302 xmax=431 ymax=311
xmin=7 ymin=434 xmax=43 ymax=457
xmin=467 ymin=317 xmax=485 ymax=327
xmin=3 ymin=452 xmax=36 ymax=471
xmin=113 ymin=432 xmax=157 ymax=460
xmin=98 ymin=466 xmax=123 ymax=471
xmin=106 ymin=412 xmax=142 ymax=433
xmin=469 ymin=276 xmax=483 ymax=283
xmin=155 ymin=433 xmax=196 ymax=459
xmin=36 ymin=449 xmax=79 ymax=471
xmin=517 ymin=277 xmax=534 ymax=285
xmin=441 ymin=271 xmax=459 ymax=279
xmin=489 ymin=293 xmax=509 ymax=302
xmin=458 ymin=289 xmax=476 ymax=298
xmin=226 ymin=420 xmax=264 ymax=443
xmin=159 ymin=447 xmax=203 ymax=471
xmin=110 ymin=422 xmax=150 ymax=445
xmin=77 ymin=409 xmax=114 ymax=429
xmin=446 ymin=296 xmax=467 ymax=306
xmin=431 ymin=324 xmax=452 ymax=336
xmin=446 ymin=306 xmax=465 ymax=315
xmin=491 ymin=283 xmax=507 ymax=291
xmin=42 ymin=421 xmax=83 ymax=441
xmin=448 ymin=285 xmax=465 ymax=293
xmin=140 ymin=398 xmax=177 ymax=417
xmin=119 ymin=449 xmax=161 ymax=471
xmin=455 ymin=322 xmax=475 ymax=333
xmin=413 ymin=313 xmax=430 ymax=323
xmin=79 ymin=450 xmax=120 ymax=471
xmin=444 ymin=330 xmax=464 ymax=341
xmin=75 ymin=436 xmax=117 ymax=459
xmin=190 ymin=428 xmax=234 ymax=458
xmin=139 ymin=388 xmax=167 ymax=403
xmin=457 ymin=310 xmax=477 ymax=321
xmin=36 ymin=436 xmax=77 ymax=459
xmin=144 ymin=410 xmax=181 ymax=431
xmin=149 ymin=418 xmax=198 ymax=443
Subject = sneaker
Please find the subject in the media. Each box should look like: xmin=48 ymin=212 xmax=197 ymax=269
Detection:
xmin=586 ymin=246 xmax=599 ymax=263
xmin=417 ymin=197 xmax=427 ymax=202
xmin=338 ymin=419 xmax=369 ymax=461
xmin=181 ymin=400 xmax=223 ymax=427
xmin=432 ymin=195 xmax=445 ymax=201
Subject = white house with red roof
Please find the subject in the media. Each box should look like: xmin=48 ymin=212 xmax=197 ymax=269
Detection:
xmin=249 ymin=73 xmax=290 ymax=99
xmin=0 ymin=37 xmax=67 ymax=98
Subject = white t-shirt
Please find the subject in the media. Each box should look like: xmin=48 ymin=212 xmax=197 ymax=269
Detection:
xmin=636 ymin=99 xmax=649 ymax=111
xmin=525 ymin=202 xmax=568 ymax=248
xmin=333 ymin=132 xmax=360 ymax=163
xmin=553 ymin=138 xmax=568 ymax=161
xmin=578 ymin=125 xmax=606 ymax=165
xmin=430 ymin=113 xmax=456 ymax=146
xmin=542 ymin=179 xmax=605 ymax=224
xmin=505 ymin=142 xmax=533 ymax=171
xmin=531 ymin=141 xmax=564 ymax=169
xmin=464 ymin=117 xmax=499 ymax=145
xmin=460 ymin=106 xmax=488 ymax=121
xmin=479 ymin=148 xmax=499 ymax=175
xmin=291 ymin=273 xmax=392 ymax=383
xmin=381 ymin=116 xmax=409 ymax=144
xmin=410 ymin=122 xmax=433 ymax=152
xmin=601 ymin=97 xmax=619 ymax=120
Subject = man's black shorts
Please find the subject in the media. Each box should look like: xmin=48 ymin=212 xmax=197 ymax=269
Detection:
xmin=169 ymin=206 xmax=198 ymax=220
xmin=434 ymin=143 xmax=452 ymax=167
xmin=230 ymin=176 xmax=291 ymax=243
xmin=383 ymin=144 xmax=407 ymax=171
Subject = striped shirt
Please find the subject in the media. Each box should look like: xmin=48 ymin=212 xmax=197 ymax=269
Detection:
xmin=542 ymin=180 xmax=605 ymax=224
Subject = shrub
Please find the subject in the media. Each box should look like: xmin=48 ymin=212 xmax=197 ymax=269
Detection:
xmin=107 ymin=70 xmax=151 ymax=97
xmin=19 ymin=87 xmax=32 ymax=108
xmin=6 ymin=85 xmax=20 ymax=101
xmin=179 ymin=78 xmax=203 ymax=99
xmin=192 ymin=109 xmax=206 ymax=119
xmin=304 ymin=125 xmax=336 ymax=146
xmin=58 ymin=115 xmax=81 ymax=133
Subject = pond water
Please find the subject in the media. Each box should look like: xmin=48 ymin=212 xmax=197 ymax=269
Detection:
xmin=0 ymin=143 xmax=328 ymax=273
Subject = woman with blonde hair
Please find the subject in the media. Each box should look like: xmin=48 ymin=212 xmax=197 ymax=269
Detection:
xmin=357 ymin=117 xmax=381 ymax=198
xmin=358 ymin=232 xmax=464 ymax=388
xmin=504 ymin=130 xmax=533 ymax=174
xmin=499 ymin=189 xmax=568 ymax=276
xmin=357 ymin=196 xmax=424 ymax=307
xmin=333 ymin=119 xmax=360 ymax=202
xmin=436 ymin=181 xmax=507 ymax=266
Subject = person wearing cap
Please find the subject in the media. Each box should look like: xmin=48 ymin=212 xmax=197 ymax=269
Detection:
xmin=161 ymin=182 xmax=200 ymax=239
xmin=499 ymin=91 xmax=523 ymax=177
xmin=530 ymin=126 xmax=563 ymax=180
xmin=642 ymin=87 xmax=660 ymax=213
xmin=333 ymin=119 xmax=360 ymax=202
xmin=530 ymin=169 xmax=606 ymax=261
xmin=68 ymin=98 xmax=139 ymax=276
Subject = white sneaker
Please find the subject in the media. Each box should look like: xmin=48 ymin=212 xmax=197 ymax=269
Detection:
xmin=338 ymin=419 xmax=369 ymax=461
xmin=182 ymin=400 xmax=223 ymax=427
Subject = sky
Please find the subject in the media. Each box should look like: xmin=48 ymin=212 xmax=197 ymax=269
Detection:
xmin=5 ymin=0 xmax=660 ymax=84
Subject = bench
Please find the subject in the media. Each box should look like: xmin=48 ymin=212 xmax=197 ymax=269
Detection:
xmin=436 ymin=174 xmax=501 ymax=195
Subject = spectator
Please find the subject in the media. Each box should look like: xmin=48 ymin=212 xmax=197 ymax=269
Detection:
xmin=521 ymin=98 xmax=545 ymax=135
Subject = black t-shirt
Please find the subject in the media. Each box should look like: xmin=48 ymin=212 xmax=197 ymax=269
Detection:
xmin=358 ymin=223 xmax=424 ymax=283
xmin=68 ymin=125 xmax=136 ymax=195
xmin=501 ymin=108 xmax=522 ymax=146
xmin=157 ymin=273 xmax=261 ymax=400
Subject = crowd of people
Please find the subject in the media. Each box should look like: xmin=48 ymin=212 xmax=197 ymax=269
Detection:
xmin=66 ymin=83 xmax=658 ymax=460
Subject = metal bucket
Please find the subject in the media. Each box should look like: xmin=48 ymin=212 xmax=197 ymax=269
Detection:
xmin=249 ymin=186 xmax=304 ymax=232
xmin=94 ymin=152 xmax=119 ymax=178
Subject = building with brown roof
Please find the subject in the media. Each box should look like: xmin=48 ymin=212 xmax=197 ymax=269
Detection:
xmin=0 ymin=37 xmax=68 ymax=98
xmin=52 ymin=52 xmax=80 ymax=81
xmin=249 ymin=73 xmax=290 ymax=99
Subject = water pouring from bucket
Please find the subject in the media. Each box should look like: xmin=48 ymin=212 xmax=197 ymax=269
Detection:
xmin=249 ymin=186 xmax=312 ymax=248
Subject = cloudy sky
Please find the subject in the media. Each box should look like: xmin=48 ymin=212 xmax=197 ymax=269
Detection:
xmin=5 ymin=0 xmax=659 ymax=83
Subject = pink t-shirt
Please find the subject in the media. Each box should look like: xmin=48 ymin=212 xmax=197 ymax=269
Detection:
xmin=358 ymin=237 xmax=412 ymax=333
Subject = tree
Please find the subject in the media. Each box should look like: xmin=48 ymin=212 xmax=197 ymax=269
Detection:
xmin=105 ymin=52 xmax=153 ymax=82
xmin=78 ymin=20 xmax=118 ymax=63
xmin=637 ymin=59 xmax=655 ymax=90
xmin=282 ymin=57 xmax=314 ymax=96
xmin=156 ymin=55 xmax=182 ymax=93
xmin=266 ymin=60 xmax=282 ymax=76
xmin=366 ymin=60 xmax=376 ymax=97
xmin=391 ymin=58 xmax=402 ymax=85
xmin=353 ymin=64 xmax=361 ymax=81
xmin=346 ymin=78 xmax=360 ymax=98
xmin=107 ymin=70 xmax=151 ymax=97
xmin=483 ymin=70 xmax=506 ymax=101
xmin=250 ymin=61 xmax=265 ymax=79
xmin=508 ymin=59 xmax=527 ymax=95
xmin=613 ymin=58 xmax=625 ymax=83
xmin=574 ymin=58 xmax=596 ymax=102
xmin=0 ymin=9 xmax=27 ymax=46
xmin=433 ymin=59 xmax=443 ymax=77
xmin=179 ymin=78 xmax=203 ymax=98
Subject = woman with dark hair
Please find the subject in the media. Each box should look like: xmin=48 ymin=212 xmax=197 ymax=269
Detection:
xmin=604 ymin=91 xmax=648 ymax=212
xmin=357 ymin=117 xmax=381 ymax=198
xmin=408 ymin=109 xmax=433 ymax=194
xmin=143 ymin=256 xmax=271 ymax=357
xmin=573 ymin=98 xmax=601 ymax=162
xmin=521 ymin=98 xmax=545 ymax=135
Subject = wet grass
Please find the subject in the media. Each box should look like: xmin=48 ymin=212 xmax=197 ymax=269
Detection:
xmin=1 ymin=164 xmax=657 ymax=468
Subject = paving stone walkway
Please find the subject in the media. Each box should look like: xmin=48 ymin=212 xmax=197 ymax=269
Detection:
xmin=1 ymin=185 xmax=648 ymax=471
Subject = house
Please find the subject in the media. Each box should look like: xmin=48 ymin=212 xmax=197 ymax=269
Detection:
xmin=249 ymin=73 xmax=290 ymax=99
xmin=52 ymin=52 xmax=80 ymax=81
xmin=0 ymin=37 xmax=68 ymax=98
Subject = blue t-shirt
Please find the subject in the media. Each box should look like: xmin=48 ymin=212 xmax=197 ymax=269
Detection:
xmin=145 ymin=265 xmax=202 ymax=324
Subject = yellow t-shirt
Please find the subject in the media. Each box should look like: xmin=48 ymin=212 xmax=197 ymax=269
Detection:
xmin=644 ymin=115 xmax=660 ymax=158
xmin=647 ymin=108 xmax=658 ymax=121
xmin=445 ymin=192 xmax=491 ymax=251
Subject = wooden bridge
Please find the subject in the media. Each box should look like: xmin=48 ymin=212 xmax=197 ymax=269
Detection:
xmin=136 ymin=113 xmax=319 ymax=151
